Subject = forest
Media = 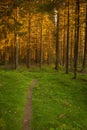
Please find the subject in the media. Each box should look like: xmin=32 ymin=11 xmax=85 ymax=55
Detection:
xmin=0 ymin=0 xmax=87 ymax=77
xmin=0 ymin=0 xmax=87 ymax=130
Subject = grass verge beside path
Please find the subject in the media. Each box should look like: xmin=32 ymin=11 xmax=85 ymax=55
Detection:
xmin=32 ymin=71 xmax=87 ymax=130
xmin=0 ymin=69 xmax=32 ymax=130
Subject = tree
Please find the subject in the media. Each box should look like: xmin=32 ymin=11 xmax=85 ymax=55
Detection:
xmin=26 ymin=0 xmax=32 ymax=68
xmin=74 ymin=0 xmax=80 ymax=78
xmin=55 ymin=10 xmax=59 ymax=70
xmin=66 ymin=0 xmax=70 ymax=74
xmin=14 ymin=6 xmax=19 ymax=69
xmin=40 ymin=15 xmax=43 ymax=69
xmin=82 ymin=3 xmax=87 ymax=71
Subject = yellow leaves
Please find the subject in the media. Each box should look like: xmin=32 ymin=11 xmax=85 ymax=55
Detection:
xmin=8 ymin=19 xmax=14 ymax=24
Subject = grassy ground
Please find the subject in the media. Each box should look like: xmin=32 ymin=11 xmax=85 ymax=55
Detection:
xmin=0 ymin=68 xmax=32 ymax=130
xmin=32 ymin=70 xmax=87 ymax=130
xmin=0 ymin=67 xmax=87 ymax=130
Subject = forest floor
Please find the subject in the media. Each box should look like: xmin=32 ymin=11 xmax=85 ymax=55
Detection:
xmin=0 ymin=67 xmax=87 ymax=130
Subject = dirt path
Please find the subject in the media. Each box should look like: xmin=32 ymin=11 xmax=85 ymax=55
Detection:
xmin=22 ymin=79 xmax=37 ymax=130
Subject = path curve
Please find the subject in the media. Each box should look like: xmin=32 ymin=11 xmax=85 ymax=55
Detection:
xmin=22 ymin=79 xmax=37 ymax=130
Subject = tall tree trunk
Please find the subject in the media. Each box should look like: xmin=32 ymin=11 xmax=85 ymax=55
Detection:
xmin=4 ymin=8 xmax=8 ymax=66
xmin=27 ymin=12 xmax=31 ymax=68
xmin=63 ymin=6 xmax=66 ymax=67
xmin=40 ymin=16 xmax=43 ymax=69
xmin=66 ymin=0 xmax=69 ymax=74
xmin=70 ymin=32 xmax=73 ymax=70
xmin=63 ymin=28 xmax=65 ymax=66
xmin=15 ymin=7 xmax=19 ymax=69
xmin=26 ymin=0 xmax=32 ymax=68
xmin=82 ymin=4 xmax=87 ymax=71
xmin=35 ymin=48 xmax=38 ymax=64
xmin=74 ymin=0 xmax=80 ymax=78
xmin=48 ymin=42 xmax=51 ymax=65
xmin=4 ymin=33 xmax=8 ymax=65
xmin=48 ymin=33 xmax=51 ymax=65
xmin=35 ymin=38 xmax=38 ymax=64
xmin=55 ymin=11 xmax=59 ymax=70
xmin=15 ymin=33 xmax=19 ymax=69
xmin=10 ymin=41 xmax=14 ymax=68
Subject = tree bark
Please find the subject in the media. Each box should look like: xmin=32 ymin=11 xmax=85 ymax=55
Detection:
xmin=40 ymin=16 xmax=43 ymax=69
xmin=15 ymin=33 xmax=19 ymax=69
xmin=27 ymin=12 xmax=31 ymax=68
xmin=82 ymin=4 xmax=87 ymax=71
xmin=15 ymin=7 xmax=19 ymax=69
xmin=74 ymin=0 xmax=80 ymax=78
xmin=66 ymin=0 xmax=69 ymax=74
xmin=55 ymin=11 xmax=59 ymax=70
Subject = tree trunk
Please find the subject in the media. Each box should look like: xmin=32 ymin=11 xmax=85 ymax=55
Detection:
xmin=10 ymin=41 xmax=14 ymax=69
xmin=63 ymin=6 xmax=66 ymax=67
xmin=48 ymin=33 xmax=51 ymax=65
xmin=40 ymin=16 xmax=43 ymax=69
xmin=15 ymin=33 xmax=19 ymax=69
xmin=15 ymin=7 xmax=19 ymax=69
xmin=63 ymin=28 xmax=65 ymax=66
xmin=55 ymin=11 xmax=59 ymax=70
xmin=48 ymin=43 xmax=51 ymax=65
xmin=66 ymin=0 xmax=69 ymax=74
xmin=27 ymin=12 xmax=31 ymax=68
xmin=4 ymin=33 xmax=8 ymax=66
xmin=82 ymin=4 xmax=87 ymax=71
xmin=74 ymin=0 xmax=80 ymax=78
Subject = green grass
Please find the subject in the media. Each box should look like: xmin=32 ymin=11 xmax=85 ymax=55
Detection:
xmin=32 ymin=71 xmax=87 ymax=130
xmin=0 ymin=67 xmax=87 ymax=130
xmin=0 ymin=69 xmax=32 ymax=130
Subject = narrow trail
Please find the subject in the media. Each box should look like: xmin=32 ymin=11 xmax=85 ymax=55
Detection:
xmin=22 ymin=79 xmax=37 ymax=130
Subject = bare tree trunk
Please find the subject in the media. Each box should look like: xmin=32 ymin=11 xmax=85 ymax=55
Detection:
xmin=27 ymin=12 xmax=31 ymax=68
xmin=63 ymin=29 xmax=65 ymax=66
xmin=15 ymin=7 xmax=19 ymax=69
xmin=66 ymin=0 xmax=69 ymax=74
xmin=74 ymin=0 xmax=80 ymax=78
xmin=55 ymin=11 xmax=59 ymax=70
xmin=82 ymin=4 xmax=87 ymax=71
xmin=70 ymin=35 xmax=73 ymax=69
xmin=48 ymin=42 xmax=51 ymax=65
xmin=4 ymin=8 xmax=8 ymax=67
xmin=10 ymin=41 xmax=14 ymax=68
xmin=40 ymin=16 xmax=43 ymax=69
xmin=26 ymin=0 xmax=32 ymax=68
xmin=15 ymin=33 xmax=19 ymax=69
xmin=70 ymin=29 xmax=74 ymax=70
xmin=63 ymin=7 xmax=66 ymax=67
xmin=4 ymin=33 xmax=8 ymax=65
xmin=47 ymin=32 xmax=51 ymax=65
xmin=35 ymin=38 xmax=38 ymax=64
